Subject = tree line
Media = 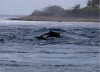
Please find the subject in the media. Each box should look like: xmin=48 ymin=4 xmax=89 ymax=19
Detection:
xmin=31 ymin=0 xmax=99 ymax=18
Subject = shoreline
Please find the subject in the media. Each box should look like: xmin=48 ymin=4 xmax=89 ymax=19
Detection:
xmin=8 ymin=16 xmax=99 ymax=22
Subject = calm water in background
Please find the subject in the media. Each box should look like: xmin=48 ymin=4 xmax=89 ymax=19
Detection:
xmin=0 ymin=20 xmax=99 ymax=72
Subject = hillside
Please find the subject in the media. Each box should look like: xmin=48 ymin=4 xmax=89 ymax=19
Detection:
xmin=10 ymin=0 xmax=99 ymax=22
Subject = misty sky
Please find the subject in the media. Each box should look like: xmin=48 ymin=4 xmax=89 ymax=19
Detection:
xmin=0 ymin=0 xmax=88 ymax=15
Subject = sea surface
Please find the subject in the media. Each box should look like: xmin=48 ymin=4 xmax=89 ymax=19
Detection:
xmin=0 ymin=20 xmax=99 ymax=72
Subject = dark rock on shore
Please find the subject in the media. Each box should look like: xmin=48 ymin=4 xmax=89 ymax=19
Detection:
xmin=8 ymin=18 xmax=23 ymax=20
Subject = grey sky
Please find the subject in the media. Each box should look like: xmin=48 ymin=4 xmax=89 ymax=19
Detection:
xmin=0 ymin=0 xmax=88 ymax=15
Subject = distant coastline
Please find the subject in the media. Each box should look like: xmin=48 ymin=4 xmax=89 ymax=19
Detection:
xmin=8 ymin=16 xmax=99 ymax=22
xmin=8 ymin=1 xmax=99 ymax=22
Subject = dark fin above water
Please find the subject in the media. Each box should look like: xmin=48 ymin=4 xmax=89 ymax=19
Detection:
xmin=35 ymin=31 xmax=61 ymax=40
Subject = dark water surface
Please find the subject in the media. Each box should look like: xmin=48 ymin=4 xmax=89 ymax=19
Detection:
xmin=0 ymin=21 xmax=99 ymax=72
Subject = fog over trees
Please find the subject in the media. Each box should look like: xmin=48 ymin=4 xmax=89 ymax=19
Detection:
xmin=31 ymin=5 xmax=65 ymax=17
xmin=31 ymin=0 xmax=99 ymax=18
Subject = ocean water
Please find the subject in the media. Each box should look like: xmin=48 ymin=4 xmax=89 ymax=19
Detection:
xmin=0 ymin=20 xmax=99 ymax=72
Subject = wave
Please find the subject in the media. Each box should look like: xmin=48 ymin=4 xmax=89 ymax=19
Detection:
xmin=0 ymin=25 xmax=99 ymax=46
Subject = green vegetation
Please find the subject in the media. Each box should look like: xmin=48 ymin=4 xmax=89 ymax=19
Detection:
xmin=31 ymin=0 xmax=99 ymax=18
xmin=17 ymin=0 xmax=99 ymax=22
xmin=87 ymin=0 xmax=99 ymax=8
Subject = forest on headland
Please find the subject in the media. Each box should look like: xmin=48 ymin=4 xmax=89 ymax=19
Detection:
xmin=31 ymin=0 xmax=99 ymax=18
xmin=10 ymin=0 xmax=99 ymax=22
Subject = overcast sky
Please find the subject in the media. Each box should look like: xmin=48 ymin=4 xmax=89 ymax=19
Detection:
xmin=0 ymin=0 xmax=88 ymax=15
